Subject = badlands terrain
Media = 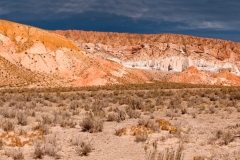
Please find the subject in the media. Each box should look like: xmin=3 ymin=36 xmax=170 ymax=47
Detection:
xmin=0 ymin=19 xmax=240 ymax=160
xmin=0 ymin=19 xmax=240 ymax=87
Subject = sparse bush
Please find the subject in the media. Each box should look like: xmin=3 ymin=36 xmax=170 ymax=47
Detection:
xmin=147 ymin=146 xmax=184 ymax=160
xmin=107 ymin=110 xmax=126 ymax=122
xmin=115 ymin=128 xmax=127 ymax=136
xmin=34 ymin=141 xmax=45 ymax=159
xmin=71 ymin=135 xmax=93 ymax=156
xmin=34 ymin=134 xmax=61 ymax=158
xmin=44 ymin=134 xmax=61 ymax=157
xmin=8 ymin=100 xmax=17 ymax=107
xmin=34 ymin=123 xmax=50 ymax=135
xmin=16 ymin=111 xmax=28 ymax=126
xmin=222 ymin=131 xmax=234 ymax=145
xmin=0 ymin=139 xmax=3 ymax=150
xmin=138 ymin=119 xmax=159 ymax=132
xmin=41 ymin=114 xmax=53 ymax=125
xmin=107 ymin=112 xmax=117 ymax=122
xmin=5 ymin=148 xmax=24 ymax=160
xmin=80 ymin=116 xmax=103 ymax=133
xmin=135 ymin=132 xmax=148 ymax=142
xmin=181 ymin=108 xmax=187 ymax=114
xmin=75 ymin=140 xmax=92 ymax=156
xmin=70 ymin=100 xmax=81 ymax=110
xmin=1 ymin=107 xmax=16 ymax=118
xmin=60 ymin=118 xmax=76 ymax=128
xmin=2 ymin=119 xmax=15 ymax=131
xmin=127 ymin=109 xmax=141 ymax=119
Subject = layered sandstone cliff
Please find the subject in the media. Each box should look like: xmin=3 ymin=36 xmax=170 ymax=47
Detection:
xmin=56 ymin=30 xmax=240 ymax=76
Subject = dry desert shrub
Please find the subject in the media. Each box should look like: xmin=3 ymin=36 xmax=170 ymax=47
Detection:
xmin=44 ymin=134 xmax=61 ymax=157
xmin=155 ymin=119 xmax=172 ymax=131
xmin=107 ymin=109 xmax=126 ymax=122
xmin=16 ymin=111 xmax=28 ymax=126
xmin=1 ymin=119 xmax=15 ymax=131
xmin=147 ymin=146 xmax=184 ymax=160
xmin=106 ymin=112 xmax=118 ymax=122
xmin=5 ymin=148 xmax=24 ymax=160
xmin=126 ymin=108 xmax=141 ymax=119
xmin=115 ymin=128 xmax=127 ymax=136
xmin=70 ymin=100 xmax=81 ymax=110
xmin=33 ymin=123 xmax=50 ymax=135
xmin=0 ymin=138 xmax=3 ymax=150
xmin=34 ymin=141 xmax=45 ymax=159
xmin=193 ymin=156 xmax=205 ymax=160
xmin=71 ymin=136 xmax=93 ymax=156
xmin=222 ymin=131 xmax=234 ymax=145
xmin=60 ymin=118 xmax=76 ymax=128
xmin=135 ymin=132 xmax=148 ymax=142
xmin=138 ymin=119 xmax=160 ymax=132
xmin=8 ymin=100 xmax=17 ymax=107
xmin=75 ymin=140 xmax=92 ymax=156
xmin=1 ymin=107 xmax=16 ymax=118
xmin=210 ymin=130 xmax=235 ymax=145
xmin=80 ymin=115 xmax=103 ymax=133
xmin=34 ymin=134 xmax=61 ymax=158
xmin=41 ymin=114 xmax=54 ymax=125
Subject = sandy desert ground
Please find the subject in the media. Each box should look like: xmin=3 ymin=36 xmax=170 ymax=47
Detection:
xmin=0 ymin=83 xmax=239 ymax=160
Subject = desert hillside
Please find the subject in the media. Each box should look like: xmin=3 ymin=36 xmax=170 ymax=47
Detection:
xmin=1 ymin=19 xmax=240 ymax=87
xmin=56 ymin=30 xmax=240 ymax=86
xmin=0 ymin=20 xmax=146 ymax=88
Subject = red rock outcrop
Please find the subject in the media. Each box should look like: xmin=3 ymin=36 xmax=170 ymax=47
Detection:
xmin=169 ymin=66 xmax=240 ymax=86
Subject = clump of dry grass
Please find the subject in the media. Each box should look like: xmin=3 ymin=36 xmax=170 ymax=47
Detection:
xmin=135 ymin=132 xmax=148 ymax=142
xmin=147 ymin=145 xmax=184 ymax=160
xmin=1 ymin=119 xmax=15 ymax=131
xmin=107 ymin=109 xmax=126 ymax=122
xmin=80 ymin=115 xmax=103 ymax=133
xmin=138 ymin=118 xmax=160 ymax=132
xmin=115 ymin=128 xmax=127 ymax=136
xmin=5 ymin=148 xmax=24 ymax=160
xmin=34 ymin=141 xmax=45 ymax=159
xmin=34 ymin=134 xmax=61 ymax=158
xmin=75 ymin=140 xmax=93 ymax=156
xmin=71 ymin=135 xmax=93 ymax=156
xmin=33 ymin=123 xmax=50 ymax=135
xmin=44 ymin=134 xmax=61 ymax=157
xmin=127 ymin=108 xmax=141 ymax=119
xmin=0 ymin=138 xmax=3 ymax=150
xmin=16 ymin=111 xmax=28 ymax=126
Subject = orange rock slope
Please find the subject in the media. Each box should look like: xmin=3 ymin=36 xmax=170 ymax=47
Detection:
xmin=0 ymin=19 xmax=146 ymax=87
xmin=56 ymin=30 xmax=240 ymax=86
xmin=169 ymin=66 xmax=240 ymax=86
xmin=1 ymin=19 xmax=240 ymax=87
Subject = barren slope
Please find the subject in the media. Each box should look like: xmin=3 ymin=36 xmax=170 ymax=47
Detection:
xmin=0 ymin=20 xmax=146 ymax=87
xmin=56 ymin=30 xmax=240 ymax=86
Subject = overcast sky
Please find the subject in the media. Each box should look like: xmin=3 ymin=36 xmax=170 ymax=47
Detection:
xmin=0 ymin=0 xmax=240 ymax=41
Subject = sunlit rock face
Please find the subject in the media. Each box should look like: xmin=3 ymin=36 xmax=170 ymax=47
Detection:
xmin=56 ymin=30 xmax=240 ymax=76
xmin=0 ymin=20 xmax=147 ymax=87
xmin=55 ymin=30 xmax=240 ymax=86
xmin=1 ymin=19 xmax=240 ymax=87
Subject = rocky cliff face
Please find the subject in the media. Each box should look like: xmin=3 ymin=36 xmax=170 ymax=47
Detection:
xmin=54 ymin=30 xmax=240 ymax=86
xmin=56 ymin=30 xmax=240 ymax=76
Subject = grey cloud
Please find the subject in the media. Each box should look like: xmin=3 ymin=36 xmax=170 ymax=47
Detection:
xmin=0 ymin=0 xmax=240 ymax=30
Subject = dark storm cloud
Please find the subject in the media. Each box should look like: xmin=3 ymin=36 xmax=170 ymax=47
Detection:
xmin=1 ymin=0 xmax=239 ymax=30
xmin=0 ymin=0 xmax=240 ymax=41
